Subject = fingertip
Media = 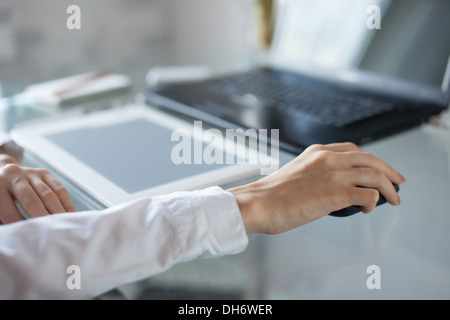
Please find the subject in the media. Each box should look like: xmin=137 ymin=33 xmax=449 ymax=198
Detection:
xmin=54 ymin=203 xmax=76 ymax=213
xmin=361 ymin=206 xmax=374 ymax=214
xmin=394 ymin=169 xmax=406 ymax=182
xmin=61 ymin=198 xmax=76 ymax=213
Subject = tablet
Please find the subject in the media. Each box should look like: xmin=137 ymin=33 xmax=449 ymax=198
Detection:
xmin=11 ymin=105 xmax=276 ymax=207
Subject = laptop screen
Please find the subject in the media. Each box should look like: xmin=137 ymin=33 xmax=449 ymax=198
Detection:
xmin=270 ymin=0 xmax=450 ymax=92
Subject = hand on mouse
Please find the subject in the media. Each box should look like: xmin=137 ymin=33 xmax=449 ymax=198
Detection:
xmin=229 ymin=142 xmax=406 ymax=234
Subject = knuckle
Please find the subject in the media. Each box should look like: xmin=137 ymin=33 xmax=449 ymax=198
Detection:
xmin=363 ymin=167 xmax=383 ymax=181
xmin=362 ymin=151 xmax=377 ymax=162
xmin=307 ymin=144 xmax=324 ymax=152
xmin=344 ymin=142 xmax=358 ymax=150
xmin=40 ymin=188 xmax=57 ymax=201
xmin=371 ymin=168 xmax=385 ymax=180
xmin=314 ymin=150 xmax=332 ymax=164
xmin=1 ymin=164 xmax=22 ymax=177
xmin=369 ymin=189 xmax=380 ymax=203
xmin=53 ymin=186 xmax=70 ymax=200
xmin=21 ymin=194 xmax=41 ymax=208
xmin=35 ymin=168 xmax=50 ymax=176
xmin=52 ymin=183 xmax=68 ymax=195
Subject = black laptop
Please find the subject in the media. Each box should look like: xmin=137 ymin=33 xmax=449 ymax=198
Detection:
xmin=146 ymin=1 xmax=450 ymax=154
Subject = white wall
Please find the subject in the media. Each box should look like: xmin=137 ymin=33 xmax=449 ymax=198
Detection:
xmin=163 ymin=0 xmax=257 ymax=71
xmin=0 ymin=0 xmax=254 ymax=95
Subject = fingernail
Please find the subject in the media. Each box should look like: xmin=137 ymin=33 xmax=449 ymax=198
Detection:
xmin=398 ymin=172 xmax=406 ymax=182
xmin=397 ymin=194 xmax=401 ymax=205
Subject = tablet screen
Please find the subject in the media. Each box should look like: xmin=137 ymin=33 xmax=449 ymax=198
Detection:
xmin=46 ymin=118 xmax=229 ymax=194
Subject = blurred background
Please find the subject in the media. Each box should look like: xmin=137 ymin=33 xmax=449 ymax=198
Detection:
xmin=1 ymin=0 xmax=449 ymax=97
xmin=0 ymin=0 xmax=257 ymax=97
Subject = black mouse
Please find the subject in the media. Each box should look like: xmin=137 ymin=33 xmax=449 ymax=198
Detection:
xmin=329 ymin=183 xmax=400 ymax=217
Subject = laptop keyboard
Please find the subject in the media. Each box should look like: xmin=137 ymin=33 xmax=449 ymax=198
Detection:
xmin=206 ymin=70 xmax=398 ymax=127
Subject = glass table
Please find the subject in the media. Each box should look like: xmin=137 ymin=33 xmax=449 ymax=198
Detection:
xmin=1 ymin=84 xmax=450 ymax=300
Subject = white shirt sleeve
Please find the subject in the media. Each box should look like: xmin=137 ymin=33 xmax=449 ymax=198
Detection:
xmin=0 ymin=186 xmax=248 ymax=300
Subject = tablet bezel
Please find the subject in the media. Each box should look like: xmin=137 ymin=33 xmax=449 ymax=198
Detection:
xmin=11 ymin=105 xmax=274 ymax=207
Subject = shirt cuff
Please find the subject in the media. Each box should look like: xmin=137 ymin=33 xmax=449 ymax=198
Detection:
xmin=0 ymin=131 xmax=12 ymax=147
xmin=164 ymin=186 xmax=249 ymax=261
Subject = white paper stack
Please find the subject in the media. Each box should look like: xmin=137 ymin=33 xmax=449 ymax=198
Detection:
xmin=25 ymin=71 xmax=132 ymax=108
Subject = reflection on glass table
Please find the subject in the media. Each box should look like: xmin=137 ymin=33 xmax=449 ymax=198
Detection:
xmin=111 ymin=119 xmax=450 ymax=300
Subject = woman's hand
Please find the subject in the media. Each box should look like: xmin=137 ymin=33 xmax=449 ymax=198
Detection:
xmin=229 ymin=142 xmax=406 ymax=234
xmin=0 ymin=154 xmax=76 ymax=224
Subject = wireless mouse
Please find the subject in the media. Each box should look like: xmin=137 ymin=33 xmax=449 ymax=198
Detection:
xmin=329 ymin=183 xmax=400 ymax=217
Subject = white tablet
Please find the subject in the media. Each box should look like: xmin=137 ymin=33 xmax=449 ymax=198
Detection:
xmin=11 ymin=105 xmax=277 ymax=207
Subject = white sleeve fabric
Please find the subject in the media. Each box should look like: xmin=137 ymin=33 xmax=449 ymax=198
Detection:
xmin=0 ymin=186 xmax=248 ymax=300
xmin=0 ymin=131 xmax=11 ymax=146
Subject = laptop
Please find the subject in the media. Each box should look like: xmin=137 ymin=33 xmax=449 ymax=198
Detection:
xmin=146 ymin=0 xmax=450 ymax=154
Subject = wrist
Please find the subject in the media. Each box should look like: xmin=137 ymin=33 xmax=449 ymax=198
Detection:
xmin=0 ymin=153 xmax=19 ymax=167
xmin=0 ymin=140 xmax=24 ymax=164
xmin=229 ymin=182 xmax=265 ymax=234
